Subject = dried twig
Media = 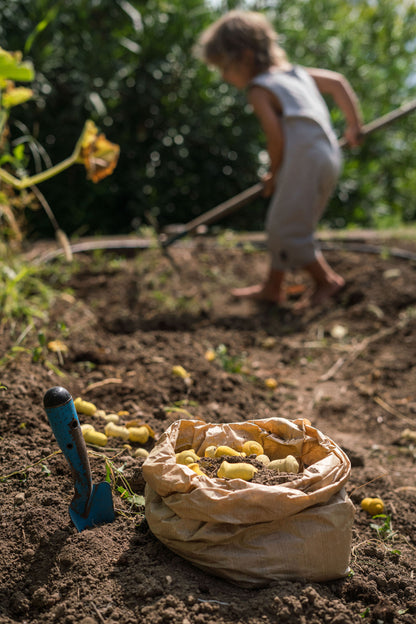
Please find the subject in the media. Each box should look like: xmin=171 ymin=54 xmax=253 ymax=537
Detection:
xmin=373 ymin=395 xmax=415 ymax=425
xmin=348 ymin=473 xmax=388 ymax=496
xmin=394 ymin=486 xmax=416 ymax=494
xmin=0 ymin=450 xmax=62 ymax=481
xmin=91 ymin=602 xmax=106 ymax=624
xmin=320 ymin=314 xmax=412 ymax=381
xmin=85 ymin=377 xmax=123 ymax=392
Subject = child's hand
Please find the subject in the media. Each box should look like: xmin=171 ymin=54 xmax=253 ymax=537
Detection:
xmin=261 ymin=172 xmax=276 ymax=197
xmin=344 ymin=125 xmax=363 ymax=147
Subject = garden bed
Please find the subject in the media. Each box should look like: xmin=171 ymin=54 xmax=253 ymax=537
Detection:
xmin=1 ymin=234 xmax=415 ymax=623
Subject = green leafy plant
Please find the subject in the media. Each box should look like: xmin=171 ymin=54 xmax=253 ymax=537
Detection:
xmin=0 ymin=330 xmax=66 ymax=375
xmin=0 ymin=254 xmax=72 ymax=371
xmin=40 ymin=463 xmax=51 ymax=476
xmin=215 ymin=343 xmax=247 ymax=374
xmin=104 ymin=457 xmax=145 ymax=517
xmin=370 ymin=514 xmax=400 ymax=551
xmin=0 ymin=257 xmax=55 ymax=323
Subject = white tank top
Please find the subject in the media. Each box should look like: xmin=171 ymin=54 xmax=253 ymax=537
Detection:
xmin=250 ymin=65 xmax=337 ymax=145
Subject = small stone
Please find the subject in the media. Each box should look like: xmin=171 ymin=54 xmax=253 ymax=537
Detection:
xmin=53 ymin=603 xmax=66 ymax=618
xmin=10 ymin=590 xmax=29 ymax=615
xmin=14 ymin=493 xmax=25 ymax=506
xmin=330 ymin=324 xmax=348 ymax=339
xmin=22 ymin=548 xmax=35 ymax=561
xmin=383 ymin=268 xmax=401 ymax=279
xmin=261 ymin=336 xmax=277 ymax=349
xmin=32 ymin=587 xmax=49 ymax=608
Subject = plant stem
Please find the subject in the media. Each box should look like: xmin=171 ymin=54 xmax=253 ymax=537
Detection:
xmin=0 ymin=120 xmax=87 ymax=190
xmin=0 ymin=154 xmax=77 ymax=189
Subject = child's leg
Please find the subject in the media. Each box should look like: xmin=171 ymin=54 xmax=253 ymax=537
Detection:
xmin=299 ymin=251 xmax=345 ymax=307
xmin=231 ymin=267 xmax=285 ymax=303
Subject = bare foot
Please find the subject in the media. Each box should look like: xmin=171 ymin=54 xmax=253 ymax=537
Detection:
xmin=310 ymin=279 xmax=345 ymax=306
xmin=230 ymin=284 xmax=284 ymax=303
xmin=294 ymin=279 xmax=345 ymax=310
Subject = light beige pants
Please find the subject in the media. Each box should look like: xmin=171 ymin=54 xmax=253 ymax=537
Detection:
xmin=266 ymin=119 xmax=342 ymax=271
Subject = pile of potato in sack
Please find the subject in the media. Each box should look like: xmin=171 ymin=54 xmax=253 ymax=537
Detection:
xmin=142 ymin=417 xmax=354 ymax=586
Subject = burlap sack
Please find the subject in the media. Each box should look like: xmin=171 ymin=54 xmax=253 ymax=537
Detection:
xmin=142 ymin=417 xmax=354 ymax=585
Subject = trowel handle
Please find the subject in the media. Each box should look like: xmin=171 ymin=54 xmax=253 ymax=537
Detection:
xmin=44 ymin=386 xmax=93 ymax=516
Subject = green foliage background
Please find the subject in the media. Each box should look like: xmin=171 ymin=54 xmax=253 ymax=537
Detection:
xmin=0 ymin=0 xmax=415 ymax=239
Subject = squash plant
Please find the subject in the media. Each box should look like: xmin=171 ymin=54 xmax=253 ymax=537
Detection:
xmin=0 ymin=46 xmax=119 ymax=248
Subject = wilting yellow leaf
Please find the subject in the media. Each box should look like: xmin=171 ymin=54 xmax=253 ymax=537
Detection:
xmin=78 ymin=120 xmax=120 ymax=183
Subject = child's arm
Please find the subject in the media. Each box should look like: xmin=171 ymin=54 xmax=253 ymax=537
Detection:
xmin=248 ymin=85 xmax=284 ymax=197
xmin=307 ymin=68 xmax=363 ymax=146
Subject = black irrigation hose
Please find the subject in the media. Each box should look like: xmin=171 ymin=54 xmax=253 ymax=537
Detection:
xmin=239 ymin=239 xmax=416 ymax=262
xmin=319 ymin=241 xmax=416 ymax=262
xmin=244 ymin=239 xmax=416 ymax=262
xmin=35 ymin=235 xmax=416 ymax=264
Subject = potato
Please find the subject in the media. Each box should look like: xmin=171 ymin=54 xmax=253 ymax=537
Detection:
xmin=360 ymin=497 xmax=384 ymax=516
xmin=268 ymin=455 xmax=299 ymax=474
xmin=204 ymin=445 xmax=217 ymax=458
xmin=204 ymin=349 xmax=216 ymax=362
xmin=187 ymin=462 xmax=205 ymax=476
xmin=74 ymin=397 xmax=97 ymax=416
xmin=214 ymin=445 xmax=242 ymax=458
xmin=104 ymin=422 xmax=130 ymax=441
xmin=128 ymin=426 xmax=149 ymax=444
xmin=82 ymin=428 xmax=108 ymax=447
xmin=134 ymin=448 xmax=149 ymax=459
xmin=176 ymin=449 xmax=199 ymax=465
xmin=264 ymin=377 xmax=278 ymax=389
xmin=80 ymin=423 xmax=94 ymax=433
xmin=256 ymin=454 xmax=270 ymax=466
xmin=242 ymin=440 xmax=264 ymax=456
xmin=100 ymin=413 xmax=120 ymax=424
xmin=217 ymin=461 xmax=257 ymax=481
xmin=172 ymin=365 xmax=190 ymax=379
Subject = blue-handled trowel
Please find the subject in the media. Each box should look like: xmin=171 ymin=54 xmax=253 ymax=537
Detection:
xmin=43 ymin=386 xmax=115 ymax=531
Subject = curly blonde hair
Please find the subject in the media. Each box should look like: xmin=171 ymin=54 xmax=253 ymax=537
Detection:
xmin=197 ymin=10 xmax=287 ymax=73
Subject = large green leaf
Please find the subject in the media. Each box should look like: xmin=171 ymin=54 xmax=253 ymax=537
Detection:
xmin=0 ymin=48 xmax=34 ymax=81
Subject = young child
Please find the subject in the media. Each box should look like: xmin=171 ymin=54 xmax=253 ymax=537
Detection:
xmin=197 ymin=10 xmax=363 ymax=307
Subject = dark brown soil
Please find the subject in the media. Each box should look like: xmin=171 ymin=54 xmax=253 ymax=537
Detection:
xmin=1 ymin=234 xmax=416 ymax=624
xmin=194 ymin=455 xmax=301 ymax=486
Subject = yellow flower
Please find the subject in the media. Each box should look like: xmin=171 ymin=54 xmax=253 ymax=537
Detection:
xmin=78 ymin=120 xmax=120 ymax=183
